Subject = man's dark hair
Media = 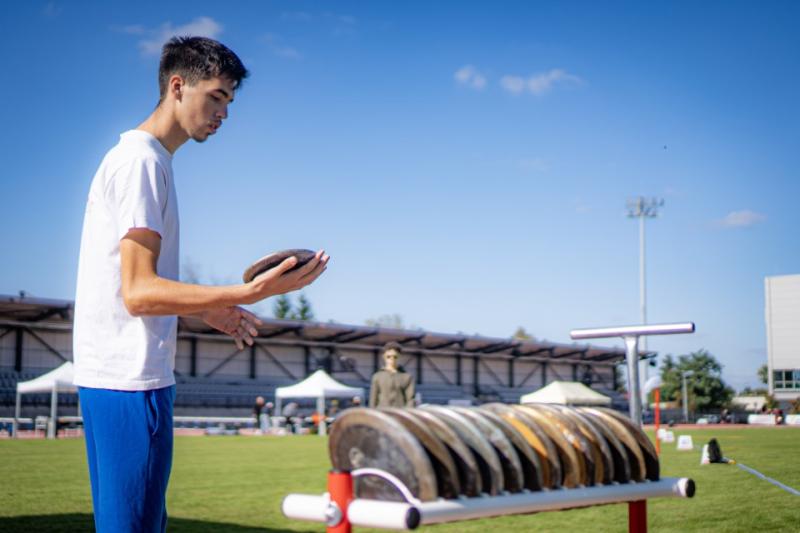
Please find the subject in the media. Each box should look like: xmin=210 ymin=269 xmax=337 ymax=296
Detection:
xmin=383 ymin=341 xmax=402 ymax=354
xmin=158 ymin=36 xmax=249 ymax=101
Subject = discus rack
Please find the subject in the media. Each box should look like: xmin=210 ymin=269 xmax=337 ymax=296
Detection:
xmin=282 ymin=468 xmax=695 ymax=532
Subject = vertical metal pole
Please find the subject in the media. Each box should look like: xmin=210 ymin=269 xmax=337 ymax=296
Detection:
xmin=639 ymin=214 xmax=649 ymax=408
xmin=190 ymin=337 xmax=197 ymax=377
xmin=629 ymin=500 xmax=647 ymax=533
xmin=639 ymin=215 xmax=647 ymax=351
xmin=654 ymin=388 xmax=661 ymax=455
xmin=625 ymin=336 xmax=642 ymax=426
xmin=14 ymin=328 xmax=23 ymax=372
xmin=48 ymin=385 xmax=58 ymax=439
xmin=13 ymin=390 xmax=21 ymax=438
xmin=682 ymin=373 xmax=689 ymax=423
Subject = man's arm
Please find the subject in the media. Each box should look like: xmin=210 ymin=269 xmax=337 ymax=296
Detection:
xmin=120 ymin=228 xmax=328 ymax=316
xmin=404 ymin=375 xmax=416 ymax=407
xmin=369 ymin=373 xmax=379 ymax=408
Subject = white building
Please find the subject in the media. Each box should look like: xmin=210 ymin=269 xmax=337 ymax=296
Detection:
xmin=765 ymin=274 xmax=800 ymax=402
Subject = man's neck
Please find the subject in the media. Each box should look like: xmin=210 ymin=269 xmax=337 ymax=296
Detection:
xmin=137 ymin=104 xmax=189 ymax=155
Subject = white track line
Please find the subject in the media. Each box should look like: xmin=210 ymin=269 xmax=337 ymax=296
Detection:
xmin=737 ymin=463 xmax=800 ymax=496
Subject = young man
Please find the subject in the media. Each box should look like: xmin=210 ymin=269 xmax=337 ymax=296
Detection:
xmin=368 ymin=342 xmax=416 ymax=408
xmin=73 ymin=36 xmax=328 ymax=532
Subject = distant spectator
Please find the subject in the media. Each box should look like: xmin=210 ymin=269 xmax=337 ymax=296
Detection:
xmin=253 ymin=396 xmax=267 ymax=434
xmin=369 ymin=342 xmax=415 ymax=408
xmin=351 ymin=396 xmax=362 ymax=408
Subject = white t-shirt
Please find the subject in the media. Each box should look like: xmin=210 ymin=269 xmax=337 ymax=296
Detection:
xmin=73 ymin=130 xmax=180 ymax=391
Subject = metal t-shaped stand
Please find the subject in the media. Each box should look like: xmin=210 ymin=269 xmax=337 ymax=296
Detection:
xmin=570 ymin=323 xmax=695 ymax=426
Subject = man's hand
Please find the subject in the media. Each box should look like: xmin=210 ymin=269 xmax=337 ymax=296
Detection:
xmin=200 ymin=306 xmax=263 ymax=350
xmin=244 ymin=249 xmax=329 ymax=304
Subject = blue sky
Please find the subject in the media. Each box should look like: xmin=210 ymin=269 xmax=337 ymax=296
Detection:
xmin=1 ymin=1 xmax=797 ymax=390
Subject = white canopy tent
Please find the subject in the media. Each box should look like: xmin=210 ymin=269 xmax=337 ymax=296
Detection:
xmin=14 ymin=361 xmax=78 ymax=438
xmin=275 ymin=369 xmax=364 ymax=436
xmin=520 ymin=380 xmax=611 ymax=406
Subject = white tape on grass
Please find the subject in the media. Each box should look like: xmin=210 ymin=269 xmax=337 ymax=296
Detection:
xmin=737 ymin=463 xmax=800 ymax=496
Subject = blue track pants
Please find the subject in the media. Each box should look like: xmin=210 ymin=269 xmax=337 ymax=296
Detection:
xmin=79 ymin=385 xmax=175 ymax=533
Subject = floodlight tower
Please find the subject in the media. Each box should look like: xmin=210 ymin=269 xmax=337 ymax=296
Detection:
xmin=626 ymin=197 xmax=664 ymax=395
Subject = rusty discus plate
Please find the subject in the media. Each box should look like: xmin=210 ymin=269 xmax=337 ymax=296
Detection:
xmin=592 ymin=407 xmax=659 ymax=481
xmin=329 ymin=408 xmax=438 ymax=502
xmin=451 ymin=407 xmax=525 ymax=493
xmin=474 ymin=407 xmax=543 ymax=491
xmin=242 ymin=248 xmax=316 ymax=283
xmin=526 ymin=404 xmax=599 ymax=486
xmin=406 ymin=409 xmax=482 ymax=496
xmin=481 ymin=403 xmax=561 ymax=489
xmin=420 ymin=406 xmax=504 ymax=496
xmin=514 ymin=405 xmax=583 ymax=488
xmin=576 ymin=408 xmax=631 ymax=483
xmin=578 ymin=408 xmax=646 ymax=482
xmin=381 ymin=408 xmax=461 ymax=499
xmin=519 ymin=404 xmax=594 ymax=487
xmin=551 ymin=406 xmax=615 ymax=485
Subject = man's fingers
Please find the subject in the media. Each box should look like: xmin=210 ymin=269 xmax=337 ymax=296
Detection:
xmin=240 ymin=308 xmax=263 ymax=326
xmin=292 ymin=250 xmax=324 ymax=278
xmin=236 ymin=325 xmax=254 ymax=346
xmin=241 ymin=318 xmax=259 ymax=337
xmin=267 ymin=255 xmax=299 ymax=277
xmin=299 ymin=261 xmax=328 ymax=285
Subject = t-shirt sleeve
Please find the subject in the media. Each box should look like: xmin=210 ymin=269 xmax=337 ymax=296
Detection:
xmin=109 ymin=158 xmax=167 ymax=241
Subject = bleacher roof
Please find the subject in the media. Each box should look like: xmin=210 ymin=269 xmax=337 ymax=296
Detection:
xmin=0 ymin=294 xmax=637 ymax=365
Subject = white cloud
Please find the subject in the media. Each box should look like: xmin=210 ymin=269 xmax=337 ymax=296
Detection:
xmin=500 ymin=75 xmax=525 ymax=95
xmin=454 ymin=65 xmax=487 ymax=90
xmin=263 ymin=33 xmax=302 ymax=60
xmin=501 ymin=68 xmax=582 ymax=96
xmin=717 ymin=210 xmax=767 ymax=228
xmin=134 ymin=17 xmax=223 ymax=56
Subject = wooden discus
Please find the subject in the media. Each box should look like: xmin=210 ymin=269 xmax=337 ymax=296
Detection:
xmin=381 ymin=408 xmax=461 ymax=499
xmin=475 ymin=407 xmax=544 ymax=491
xmin=592 ymin=407 xmax=660 ymax=481
xmin=242 ymin=248 xmax=316 ymax=283
xmin=451 ymin=407 xmax=525 ymax=493
xmin=328 ymin=408 xmax=437 ymax=501
xmin=514 ymin=405 xmax=583 ymax=488
xmin=552 ymin=406 xmax=614 ymax=485
xmin=420 ymin=406 xmax=504 ymax=496
xmin=407 ymin=409 xmax=482 ymax=496
xmin=481 ymin=402 xmax=561 ymax=489
xmin=578 ymin=408 xmax=647 ymax=482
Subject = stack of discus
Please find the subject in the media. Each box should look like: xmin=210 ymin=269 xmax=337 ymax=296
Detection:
xmin=329 ymin=404 xmax=659 ymax=502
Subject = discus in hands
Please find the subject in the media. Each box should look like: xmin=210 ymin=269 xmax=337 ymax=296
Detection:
xmin=242 ymin=249 xmax=317 ymax=283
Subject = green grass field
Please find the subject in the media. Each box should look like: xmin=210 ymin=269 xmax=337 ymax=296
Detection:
xmin=1 ymin=427 xmax=798 ymax=532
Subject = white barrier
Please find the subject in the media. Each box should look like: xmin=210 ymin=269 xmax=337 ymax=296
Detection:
xmin=747 ymin=414 xmax=777 ymax=425
xmin=785 ymin=414 xmax=800 ymax=426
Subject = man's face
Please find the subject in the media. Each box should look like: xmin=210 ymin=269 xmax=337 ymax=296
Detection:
xmin=383 ymin=349 xmax=399 ymax=370
xmin=174 ymin=75 xmax=236 ymax=143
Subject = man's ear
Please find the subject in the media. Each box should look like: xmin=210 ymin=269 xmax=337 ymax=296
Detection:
xmin=169 ymin=75 xmax=185 ymax=101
